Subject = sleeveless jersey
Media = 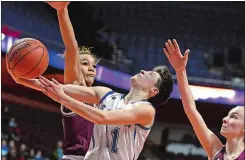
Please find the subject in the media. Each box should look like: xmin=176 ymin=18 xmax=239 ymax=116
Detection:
xmin=213 ymin=146 xmax=244 ymax=160
xmin=61 ymin=104 xmax=95 ymax=156
xmin=85 ymin=91 xmax=155 ymax=160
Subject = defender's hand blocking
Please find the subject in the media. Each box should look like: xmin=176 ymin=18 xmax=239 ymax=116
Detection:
xmin=163 ymin=39 xmax=190 ymax=72
xmin=45 ymin=1 xmax=70 ymax=11
xmin=39 ymin=76 xmax=67 ymax=103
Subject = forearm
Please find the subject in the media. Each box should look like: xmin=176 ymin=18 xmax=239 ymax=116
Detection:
xmin=175 ymin=69 xmax=223 ymax=156
xmin=63 ymin=84 xmax=89 ymax=96
xmin=16 ymin=78 xmax=42 ymax=91
xmin=61 ymin=95 xmax=105 ymax=124
xmin=176 ymin=70 xmax=196 ymax=112
xmin=62 ymin=84 xmax=99 ymax=104
xmin=57 ymin=8 xmax=78 ymax=53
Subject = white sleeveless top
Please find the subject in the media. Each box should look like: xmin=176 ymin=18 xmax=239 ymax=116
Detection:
xmin=85 ymin=91 xmax=155 ymax=160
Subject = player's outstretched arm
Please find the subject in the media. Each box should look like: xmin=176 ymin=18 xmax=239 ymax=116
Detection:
xmin=163 ymin=39 xmax=223 ymax=158
xmin=96 ymin=103 xmax=155 ymax=126
xmin=13 ymin=78 xmax=42 ymax=91
xmin=38 ymin=76 xmax=155 ymax=125
xmin=39 ymin=76 xmax=110 ymax=105
xmin=46 ymin=2 xmax=86 ymax=86
xmin=62 ymin=99 xmax=155 ymax=126
xmin=61 ymin=84 xmax=110 ymax=104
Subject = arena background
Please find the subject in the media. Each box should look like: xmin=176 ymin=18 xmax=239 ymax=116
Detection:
xmin=1 ymin=1 xmax=244 ymax=160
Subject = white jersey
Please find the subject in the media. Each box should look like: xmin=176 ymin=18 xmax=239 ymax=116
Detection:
xmin=85 ymin=91 xmax=155 ymax=160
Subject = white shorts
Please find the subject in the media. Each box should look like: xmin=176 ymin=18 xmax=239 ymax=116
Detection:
xmin=62 ymin=155 xmax=84 ymax=160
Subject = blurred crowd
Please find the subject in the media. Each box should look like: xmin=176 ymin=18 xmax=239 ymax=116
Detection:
xmin=1 ymin=103 xmax=208 ymax=160
xmin=1 ymin=104 xmax=63 ymax=160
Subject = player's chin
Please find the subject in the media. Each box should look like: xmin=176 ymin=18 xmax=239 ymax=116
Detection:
xmin=131 ymin=75 xmax=138 ymax=81
xmin=130 ymin=77 xmax=137 ymax=84
xmin=131 ymin=77 xmax=142 ymax=88
xmin=220 ymin=129 xmax=229 ymax=138
xmin=85 ymin=77 xmax=95 ymax=86
xmin=220 ymin=129 xmax=224 ymax=135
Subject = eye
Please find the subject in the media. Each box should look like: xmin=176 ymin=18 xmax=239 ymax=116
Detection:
xmin=93 ymin=65 xmax=97 ymax=68
xmin=81 ymin=62 xmax=89 ymax=65
xmin=149 ymin=73 xmax=155 ymax=77
xmin=231 ymin=114 xmax=238 ymax=119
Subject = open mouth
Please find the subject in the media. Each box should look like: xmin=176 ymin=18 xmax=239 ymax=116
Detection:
xmin=221 ymin=125 xmax=227 ymax=129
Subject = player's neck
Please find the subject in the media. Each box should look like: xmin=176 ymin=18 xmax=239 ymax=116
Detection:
xmin=225 ymin=136 xmax=244 ymax=157
xmin=124 ymin=88 xmax=148 ymax=104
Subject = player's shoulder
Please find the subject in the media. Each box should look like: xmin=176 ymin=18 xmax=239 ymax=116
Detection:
xmin=91 ymin=86 xmax=112 ymax=100
xmin=99 ymin=90 xmax=123 ymax=104
xmin=92 ymin=86 xmax=112 ymax=93
xmin=133 ymin=101 xmax=155 ymax=130
xmin=133 ymin=101 xmax=156 ymax=118
xmin=92 ymin=86 xmax=113 ymax=95
xmin=211 ymin=145 xmax=225 ymax=160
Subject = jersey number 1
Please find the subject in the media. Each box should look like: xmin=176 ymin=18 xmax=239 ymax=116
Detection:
xmin=111 ymin=127 xmax=120 ymax=153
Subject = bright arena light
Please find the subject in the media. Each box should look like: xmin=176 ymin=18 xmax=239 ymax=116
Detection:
xmin=1 ymin=33 xmax=5 ymax=40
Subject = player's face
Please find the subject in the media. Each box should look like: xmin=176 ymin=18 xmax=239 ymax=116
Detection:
xmin=131 ymin=70 xmax=160 ymax=92
xmin=79 ymin=54 xmax=97 ymax=86
xmin=220 ymin=106 xmax=244 ymax=138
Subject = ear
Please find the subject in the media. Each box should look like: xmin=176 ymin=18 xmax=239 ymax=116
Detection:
xmin=150 ymin=87 xmax=159 ymax=96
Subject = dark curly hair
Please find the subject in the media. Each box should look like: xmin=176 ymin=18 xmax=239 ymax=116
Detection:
xmin=148 ymin=65 xmax=174 ymax=107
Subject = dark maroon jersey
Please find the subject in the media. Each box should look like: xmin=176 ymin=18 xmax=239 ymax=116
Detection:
xmin=213 ymin=146 xmax=244 ymax=160
xmin=61 ymin=105 xmax=94 ymax=156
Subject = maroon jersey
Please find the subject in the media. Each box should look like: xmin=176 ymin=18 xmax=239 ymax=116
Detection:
xmin=213 ymin=146 xmax=244 ymax=160
xmin=61 ymin=105 xmax=94 ymax=156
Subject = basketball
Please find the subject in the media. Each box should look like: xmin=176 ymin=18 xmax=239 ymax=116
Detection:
xmin=6 ymin=38 xmax=49 ymax=79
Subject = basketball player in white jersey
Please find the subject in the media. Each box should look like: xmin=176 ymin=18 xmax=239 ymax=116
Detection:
xmin=38 ymin=63 xmax=174 ymax=160
xmin=163 ymin=39 xmax=244 ymax=160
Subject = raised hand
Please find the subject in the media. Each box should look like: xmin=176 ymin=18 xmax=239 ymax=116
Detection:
xmin=45 ymin=1 xmax=70 ymax=11
xmin=163 ymin=39 xmax=190 ymax=72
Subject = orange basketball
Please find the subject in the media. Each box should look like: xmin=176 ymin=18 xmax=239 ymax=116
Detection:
xmin=6 ymin=38 xmax=49 ymax=79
